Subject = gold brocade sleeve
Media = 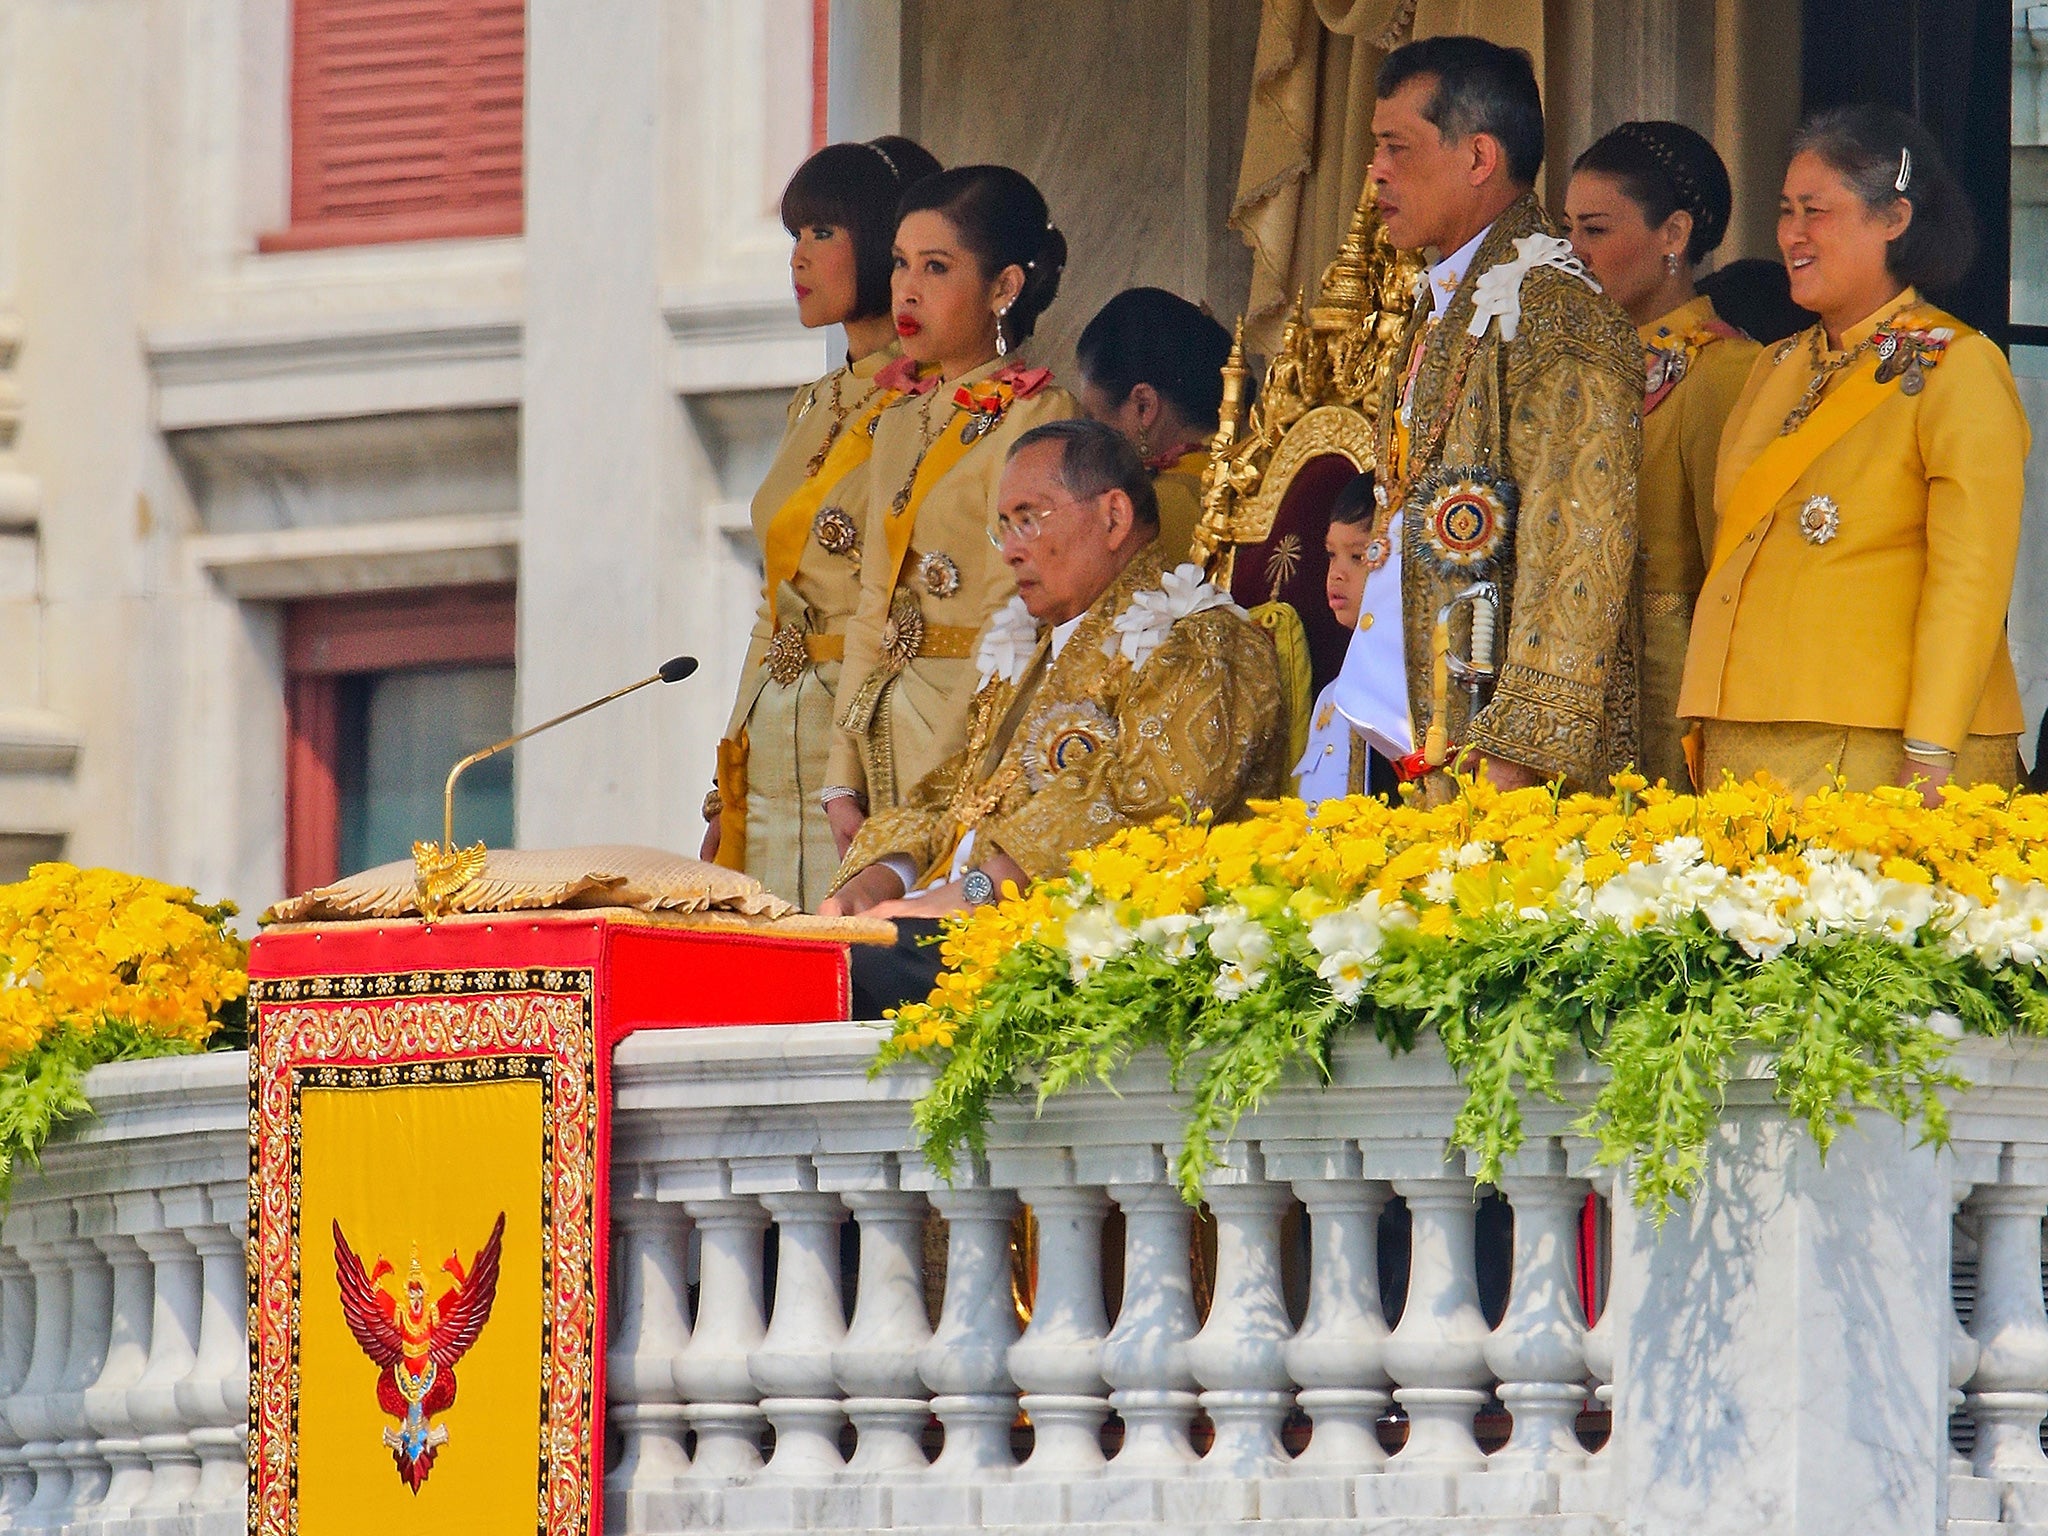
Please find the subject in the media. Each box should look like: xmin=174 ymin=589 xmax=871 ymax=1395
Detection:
xmin=1466 ymin=286 xmax=1642 ymax=785
xmin=1905 ymin=332 xmax=2030 ymax=750
xmin=830 ymin=745 xmax=973 ymax=894
xmin=980 ymin=612 xmax=1286 ymax=883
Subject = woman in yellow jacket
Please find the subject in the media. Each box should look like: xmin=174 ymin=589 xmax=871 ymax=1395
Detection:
xmin=1679 ymin=106 xmax=2029 ymax=802
xmin=699 ymin=135 xmax=940 ymax=908
xmin=822 ymin=166 xmax=1077 ymax=855
xmin=1074 ymin=287 xmax=1234 ymax=564
xmin=1566 ymin=121 xmax=1760 ymax=789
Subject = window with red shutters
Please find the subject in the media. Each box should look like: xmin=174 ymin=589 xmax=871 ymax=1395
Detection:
xmin=261 ymin=0 xmax=524 ymax=253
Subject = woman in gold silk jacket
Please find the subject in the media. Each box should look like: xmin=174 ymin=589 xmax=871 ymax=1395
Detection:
xmin=1679 ymin=106 xmax=2028 ymax=802
xmin=1074 ymin=287 xmax=1234 ymax=565
xmin=823 ymin=165 xmax=1078 ymax=856
xmin=699 ymin=136 xmax=941 ymax=909
xmin=1567 ymin=122 xmax=1760 ymax=790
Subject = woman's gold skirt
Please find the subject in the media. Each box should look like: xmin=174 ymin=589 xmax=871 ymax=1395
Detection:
xmin=1699 ymin=719 xmax=2022 ymax=800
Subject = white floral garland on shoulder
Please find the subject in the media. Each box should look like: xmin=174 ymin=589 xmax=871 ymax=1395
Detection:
xmin=1468 ymin=233 xmax=1599 ymax=342
xmin=975 ymin=563 xmax=1244 ymax=690
xmin=975 ymin=595 xmax=1040 ymax=689
xmin=1105 ymin=562 xmax=1244 ymax=670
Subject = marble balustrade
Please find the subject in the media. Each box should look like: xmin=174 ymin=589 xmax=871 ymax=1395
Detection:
xmin=14 ymin=1025 xmax=2048 ymax=1532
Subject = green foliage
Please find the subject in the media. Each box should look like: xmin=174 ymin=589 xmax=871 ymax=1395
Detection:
xmin=890 ymin=912 xmax=2038 ymax=1223
xmin=0 ymin=1019 xmax=203 ymax=1196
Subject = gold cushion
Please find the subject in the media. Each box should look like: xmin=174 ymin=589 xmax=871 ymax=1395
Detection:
xmin=261 ymin=844 xmax=795 ymax=925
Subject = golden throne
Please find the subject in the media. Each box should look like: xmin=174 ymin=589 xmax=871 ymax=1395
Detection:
xmin=1193 ymin=192 xmax=1422 ymax=764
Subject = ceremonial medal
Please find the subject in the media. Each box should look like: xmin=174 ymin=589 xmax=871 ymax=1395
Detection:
xmin=764 ymin=625 xmax=811 ymax=686
xmin=813 ymin=506 xmax=859 ymax=556
xmin=879 ymin=590 xmax=926 ymax=666
xmin=1797 ymin=494 xmax=1841 ymax=545
xmin=960 ymin=409 xmax=1001 ymax=443
xmin=1411 ymin=465 xmax=1518 ymax=577
xmin=918 ymin=550 xmax=962 ymax=599
xmin=1023 ymin=700 xmax=1117 ymax=791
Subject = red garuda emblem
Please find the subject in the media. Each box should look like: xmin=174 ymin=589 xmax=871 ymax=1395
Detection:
xmin=333 ymin=1213 xmax=506 ymax=1491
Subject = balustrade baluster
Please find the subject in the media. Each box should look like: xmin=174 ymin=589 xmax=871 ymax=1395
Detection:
xmin=1484 ymin=1157 xmax=1590 ymax=1472
xmin=1964 ymin=1173 xmax=2048 ymax=1477
xmin=48 ymin=1216 xmax=114 ymax=1525
xmin=749 ymin=1187 xmax=850 ymax=1478
xmin=0 ymin=1252 xmax=36 ymax=1511
xmin=916 ymin=1183 xmax=1021 ymax=1478
xmin=127 ymin=1214 xmax=202 ymax=1517
xmin=673 ymin=1192 xmax=769 ymax=1480
xmin=1283 ymin=1171 xmax=1393 ymax=1472
xmin=1004 ymin=1177 xmax=1111 ymax=1479
xmin=826 ymin=1169 xmax=933 ymax=1476
xmin=605 ymin=1192 xmax=693 ymax=1497
xmin=174 ymin=1186 xmax=248 ymax=1513
xmin=1100 ymin=1177 xmax=1200 ymax=1471
xmin=83 ymin=1193 xmax=159 ymax=1515
xmin=1948 ymin=1179 xmax=1982 ymax=1483
xmin=1382 ymin=1173 xmax=1492 ymax=1471
xmin=6 ymin=1204 xmax=73 ymax=1523
xmin=1184 ymin=1145 xmax=1296 ymax=1477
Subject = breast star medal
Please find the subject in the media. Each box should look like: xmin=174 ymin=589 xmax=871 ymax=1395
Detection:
xmin=1023 ymin=701 xmax=1118 ymax=791
xmin=1797 ymin=493 xmax=1841 ymax=545
xmin=813 ymin=506 xmax=859 ymax=556
xmin=333 ymin=1214 xmax=506 ymax=1491
xmin=1410 ymin=465 xmax=1518 ymax=577
xmin=918 ymin=550 xmax=962 ymax=599
xmin=880 ymin=589 xmax=926 ymax=666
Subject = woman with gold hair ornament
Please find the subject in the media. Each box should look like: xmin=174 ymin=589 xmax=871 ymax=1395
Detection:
xmin=1679 ymin=105 xmax=2028 ymax=803
xmin=1075 ymin=287 xmax=1234 ymax=564
xmin=699 ymin=135 xmax=942 ymax=909
xmin=821 ymin=165 xmax=1078 ymax=857
xmin=1567 ymin=120 xmax=1759 ymax=790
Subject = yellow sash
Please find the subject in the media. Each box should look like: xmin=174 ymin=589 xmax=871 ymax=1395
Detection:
xmin=1709 ymin=323 xmax=1929 ymax=573
xmin=882 ymin=401 xmax=983 ymax=596
xmin=758 ymin=394 xmax=892 ymax=607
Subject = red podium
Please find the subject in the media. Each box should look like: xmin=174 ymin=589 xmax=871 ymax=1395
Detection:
xmin=246 ymin=910 xmax=877 ymax=1536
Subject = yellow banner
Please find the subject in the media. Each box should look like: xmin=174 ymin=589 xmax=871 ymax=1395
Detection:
xmin=296 ymin=1077 xmax=545 ymax=1536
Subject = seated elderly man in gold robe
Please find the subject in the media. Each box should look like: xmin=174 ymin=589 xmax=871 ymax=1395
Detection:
xmin=822 ymin=416 xmax=1287 ymax=1016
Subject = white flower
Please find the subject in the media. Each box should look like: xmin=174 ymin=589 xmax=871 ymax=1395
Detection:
xmin=1467 ymin=234 xmax=1597 ymax=342
xmin=1206 ymin=905 xmax=1273 ymax=1001
xmin=1106 ymin=563 xmax=1243 ymax=670
xmin=1455 ymin=840 xmax=1496 ymax=868
xmin=1063 ymin=903 xmax=1133 ymax=982
xmin=1309 ymin=893 xmax=1399 ymax=1005
xmin=1421 ymin=868 xmax=1457 ymax=906
xmin=1136 ymin=913 xmax=1201 ymax=961
xmin=975 ymin=596 xmax=1040 ymax=688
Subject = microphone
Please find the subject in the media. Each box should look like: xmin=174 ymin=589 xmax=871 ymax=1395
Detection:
xmin=435 ymin=656 xmax=698 ymax=855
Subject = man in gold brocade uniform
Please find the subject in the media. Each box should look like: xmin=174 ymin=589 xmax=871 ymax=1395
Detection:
xmin=1364 ymin=37 xmax=1642 ymax=792
xmin=823 ymin=418 xmax=1286 ymax=1015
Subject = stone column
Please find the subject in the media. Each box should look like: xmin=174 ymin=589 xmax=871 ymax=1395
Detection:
xmin=1484 ymin=1154 xmax=1590 ymax=1473
xmin=673 ymin=1194 xmax=769 ymax=1481
xmin=605 ymin=1196 xmax=693 ymax=1498
xmin=1612 ymin=1109 xmax=1953 ymax=1536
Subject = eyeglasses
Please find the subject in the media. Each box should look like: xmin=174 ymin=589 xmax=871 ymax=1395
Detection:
xmin=987 ymin=493 xmax=1104 ymax=549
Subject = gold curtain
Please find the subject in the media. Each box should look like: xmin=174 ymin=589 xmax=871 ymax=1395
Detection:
xmin=1229 ymin=0 xmax=1545 ymax=350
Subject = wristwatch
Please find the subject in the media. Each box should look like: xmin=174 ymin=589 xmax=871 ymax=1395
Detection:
xmin=961 ymin=867 xmax=998 ymax=907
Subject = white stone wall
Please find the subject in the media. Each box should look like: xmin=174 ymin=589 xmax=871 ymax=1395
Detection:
xmin=0 ymin=0 xmax=823 ymax=909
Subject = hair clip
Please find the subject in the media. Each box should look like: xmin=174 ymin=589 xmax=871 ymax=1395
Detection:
xmin=1895 ymin=147 xmax=1911 ymax=194
xmin=866 ymin=141 xmax=901 ymax=179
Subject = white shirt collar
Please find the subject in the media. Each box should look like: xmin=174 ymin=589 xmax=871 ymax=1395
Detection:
xmin=1050 ymin=613 xmax=1084 ymax=658
xmin=1426 ymin=222 xmax=1493 ymax=319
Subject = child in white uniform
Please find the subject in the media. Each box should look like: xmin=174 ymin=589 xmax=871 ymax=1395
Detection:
xmin=1294 ymin=471 xmax=1415 ymax=810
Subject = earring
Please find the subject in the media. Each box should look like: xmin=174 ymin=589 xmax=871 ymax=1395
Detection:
xmin=1665 ymin=252 xmax=1680 ymax=276
xmin=1136 ymin=426 xmax=1152 ymax=458
xmin=995 ymin=301 xmax=1012 ymax=358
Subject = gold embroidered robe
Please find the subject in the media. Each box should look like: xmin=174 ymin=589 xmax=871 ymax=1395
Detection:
xmin=1379 ymin=193 xmax=1643 ymax=788
xmin=836 ymin=545 xmax=1288 ymax=888
xmin=828 ymin=356 xmax=1078 ymax=810
xmin=717 ymin=345 xmax=894 ymax=909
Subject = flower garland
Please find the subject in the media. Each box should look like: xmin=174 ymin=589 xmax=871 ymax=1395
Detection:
xmin=0 ymin=863 xmax=247 ymax=1187
xmin=878 ymin=773 xmax=2048 ymax=1220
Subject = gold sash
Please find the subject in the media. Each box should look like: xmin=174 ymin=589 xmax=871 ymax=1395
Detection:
xmin=1709 ymin=328 xmax=1927 ymax=573
xmin=758 ymin=394 xmax=891 ymax=607
xmin=881 ymin=402 xmax=981 ymax=594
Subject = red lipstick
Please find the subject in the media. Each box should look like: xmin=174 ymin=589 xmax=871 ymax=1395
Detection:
xmin=894 ymin=314 xmax=922 ymax=338
xmin=793 ymin=284 xmax=812 ymax=300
